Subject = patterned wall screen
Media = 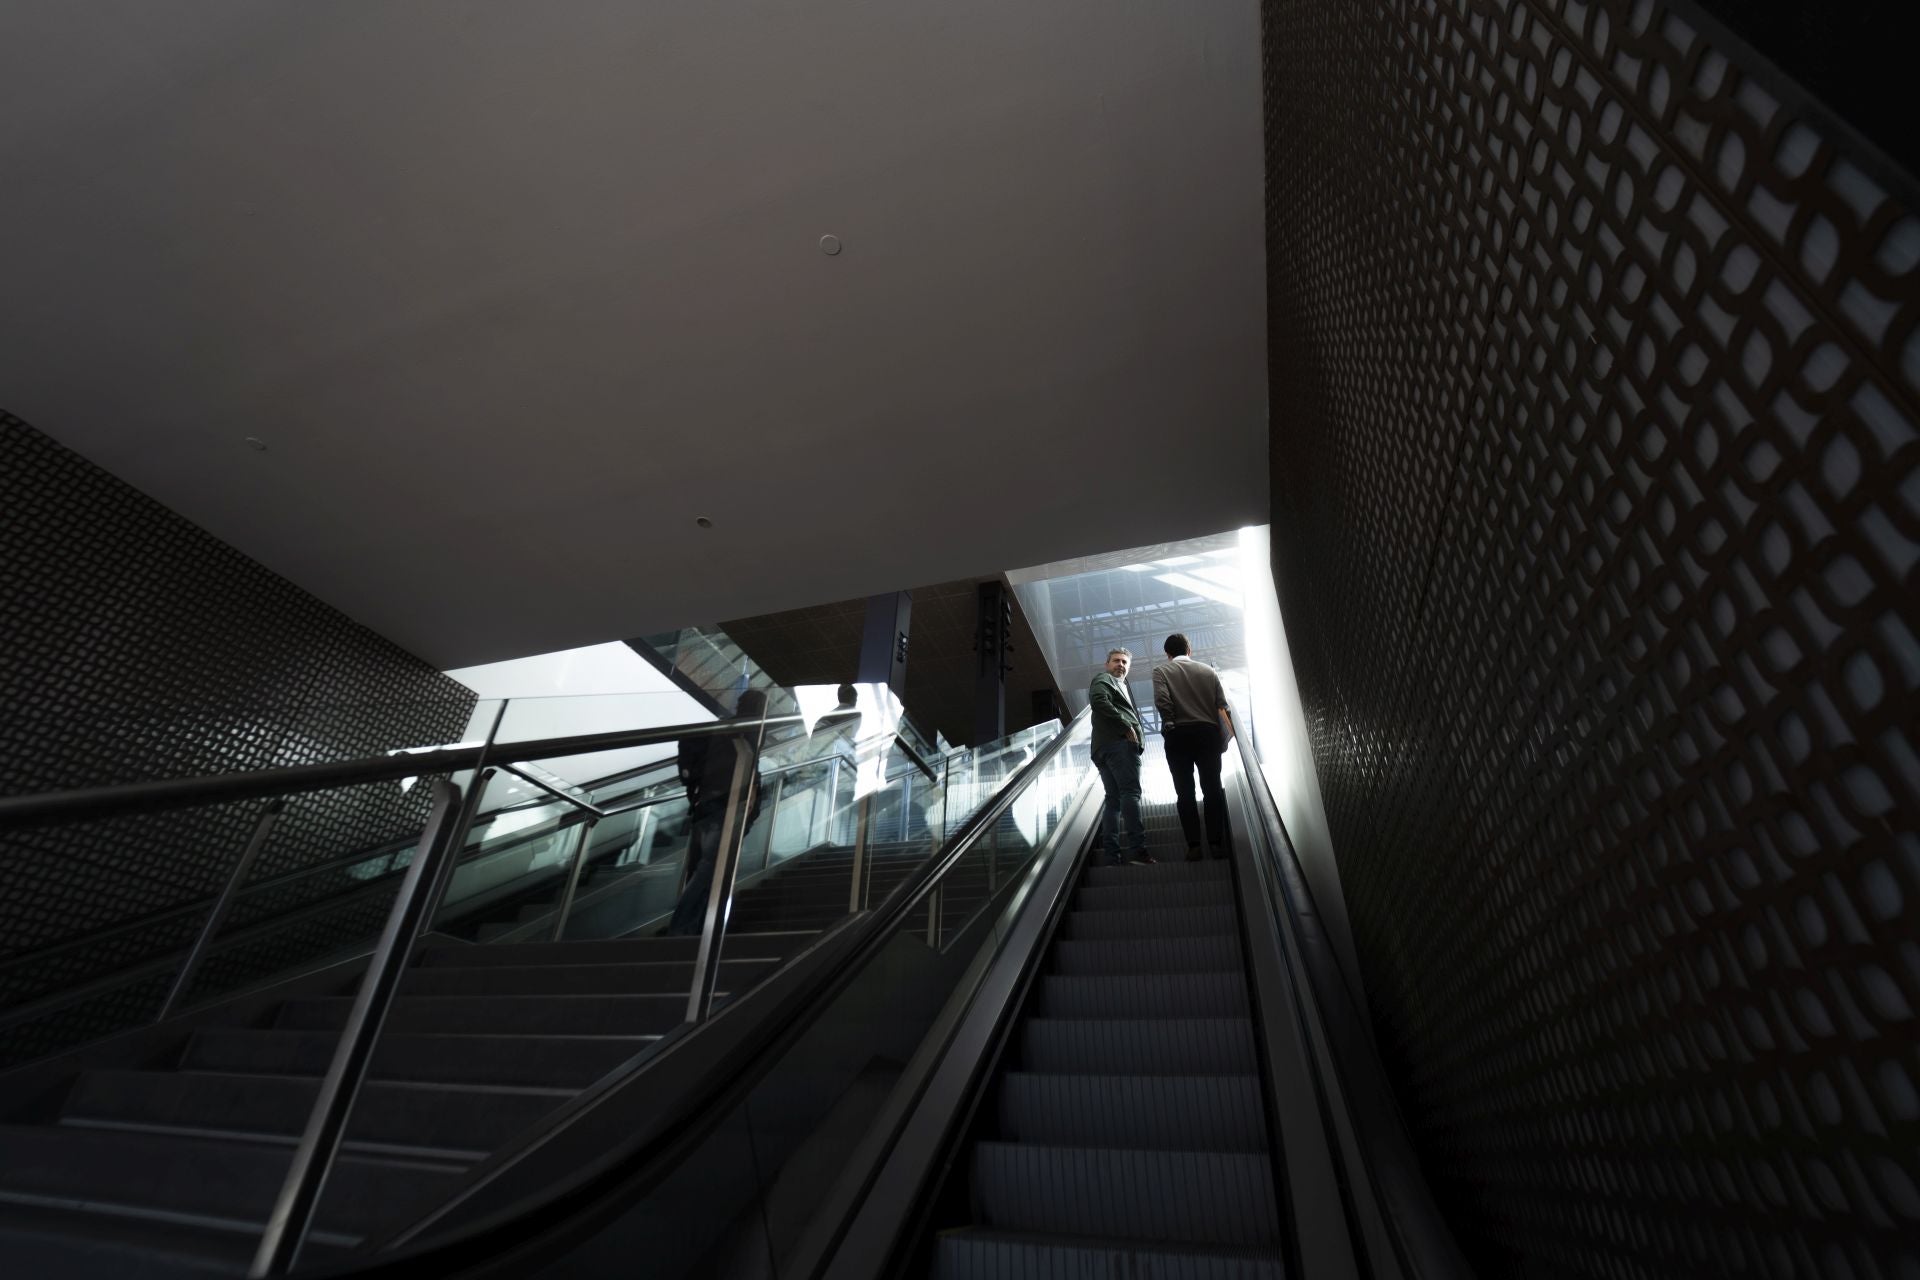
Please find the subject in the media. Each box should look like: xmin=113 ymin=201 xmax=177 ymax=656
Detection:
xmin=1261 ymin=1 xmax=1917 ymax=1276
xmin=0 ymin=413 xmax=475 ymax=1062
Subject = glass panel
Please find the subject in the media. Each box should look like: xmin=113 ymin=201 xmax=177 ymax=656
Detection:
xmin=0 ymin=765 xmax=463 ymax=1069
xmin=428 ymin=682 xmax=933 ymax=952
xmin=499 ymin=713 xmax=1095 ymax=1279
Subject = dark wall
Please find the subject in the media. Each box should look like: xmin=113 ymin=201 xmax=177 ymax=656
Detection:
xmin=0 ymin=412 xmax=475 ymax=1061
xmin=1682 ymin=0 xmax=1916 ymax=188
xmin=719 ymin=579 xmax=1060 ymax=748
xmin=1261 ymin=1 xmax=1917 ymax=1276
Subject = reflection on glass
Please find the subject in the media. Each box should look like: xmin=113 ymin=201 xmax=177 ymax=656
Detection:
xmin=536 ymin=714 xmax=1096 ymax=1278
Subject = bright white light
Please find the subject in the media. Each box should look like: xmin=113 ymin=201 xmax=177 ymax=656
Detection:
xmin=793 ymin=684 xmax=852 ymax=736
xmin=1154 ymin=555 xmax=1205 ymax=567
xmin=387 ymin=740 xmax=486 ymax=795
xmin=1237 ymin=525 xmax=1285 ymax=773
xmin=1189 ymin=565 xmax=1242 ymax=590
xmin=482 ymin=807 xmax=551 ymax=841
xmin=446 ymin=642 xmax=682 ymax=700
xmin=1154 ymin=572 xmax=1243 ymax=608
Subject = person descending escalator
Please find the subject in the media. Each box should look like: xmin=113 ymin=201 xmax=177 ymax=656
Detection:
xmin=667 ymin=688 xmax=768 ymax=935
xmin=807 ymin=683 xmax=862 ymax=846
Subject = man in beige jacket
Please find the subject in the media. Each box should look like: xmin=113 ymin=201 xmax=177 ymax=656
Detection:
xmin=1151 ymin=633 xmax=1230 ymax=861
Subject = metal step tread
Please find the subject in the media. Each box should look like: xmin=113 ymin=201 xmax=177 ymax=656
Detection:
xmin=1072 ymin=882 xmax=1234 ymax=912
xmin=1060 ymin=906 xmax=1238 ymax=941
xmin=1050 ymin=935 xmax=1242 ymax=976
xmin=180 ymin=1028 xmax=655 ymax=1089
xmin=401 ymin=956 xmax=776 ymax=997
xmin=1018 ymin=1018 xmax=1257 ymax=1076
xmin=1080 ymin=861 xmax=1231 ymax=888
xmin=62 ymin=1068 xmax=568 ymax=1156
xmin=1033 ymin=973 xmax=1249 ymax=1020
xmin=971 ymin=1142 xmax=1281 ymax=1247
xmin=0 ymin=1124 xmax=464 ymax=1240
xmin=276 ymin=992 xmax=697 ymax=1036
xmin=416 ymin=929 xmax=815 ymax=968
xmin=0 ymin=1199 xmax=276 ymax=1279
xmin=933 ymin=1228 xmax=1287 ymax=1280
xmin=996 ymin=1074 xmax=1269 ymax=1153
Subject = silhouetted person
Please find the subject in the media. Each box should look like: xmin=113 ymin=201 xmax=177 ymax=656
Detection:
xmin=668 ymin=688 xmax=768 ymax=935
xmin=1153 ymin=633 xmax=1230 ymax=860
xmin=802 ymin=683 xmax=862 ymax=845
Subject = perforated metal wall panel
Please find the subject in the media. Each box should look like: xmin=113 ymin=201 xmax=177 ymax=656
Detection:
xmin=1260 ymin=1 xmax=1918 ymax=1275
xmin=0 ymin=413 xmax=474 ymax=1062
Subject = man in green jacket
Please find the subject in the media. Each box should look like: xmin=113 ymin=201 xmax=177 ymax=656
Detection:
xmin=1088 ymin=648 xmax=1152 ymax=865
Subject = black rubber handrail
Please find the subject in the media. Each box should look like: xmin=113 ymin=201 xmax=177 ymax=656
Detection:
xmin=1231 ymin=723 xmax=1474 ymax=1280
xmin=318 ymin=710 xmax=1089 ymax=1279
xmin=0 ymin=735 xmax=940 ymax=1043
xmin=0 ymin=725 xmax=934 ymax=980
xmin=0 ymin=711 xmax=946 ymax=835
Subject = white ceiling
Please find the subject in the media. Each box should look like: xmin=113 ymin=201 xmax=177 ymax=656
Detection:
xmin=0 ymin=1 xmax=1268 ymax=669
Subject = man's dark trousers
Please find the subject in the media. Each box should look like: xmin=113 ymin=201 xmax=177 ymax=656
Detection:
xmin=1163 ymin=723 xmax=1227 ymax=853
xmin=1092 ymin=740 xmax=1146 ymax=864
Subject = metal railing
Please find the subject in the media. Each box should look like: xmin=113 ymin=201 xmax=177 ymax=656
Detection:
xmin=328 ymin=708 xmax=1091 ymax=1277
xmin=1227 ymin=713 xmax=1473 ymax=1280
xmin=0 ymin=704 xmax=914 ymax=1275
xmin=0 ymin=711 xmax=937 ymax=1047
xmin=486 ymin=735 xmax=937 ymax=951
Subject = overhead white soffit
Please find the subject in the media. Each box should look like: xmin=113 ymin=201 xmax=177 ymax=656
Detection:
xmin=0 ymin=2 xmax=1269 ymax=667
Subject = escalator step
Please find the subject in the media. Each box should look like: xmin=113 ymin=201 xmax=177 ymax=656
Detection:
xmin=971 ymin=1143 xmax=1281 ymax=1247
xmin=1060 ymin=907 xmax=1236 ymax=941
xmin=415 ymin=931 xmax=811 ymax=968
xmin=933 ymin=1229 xmax=1287 ymax=1280
xmin=1072 ymin=882 xmax=1232 ymax=913
xmin=1033 ymin=974 xmax=1248 ymax=1021
xmin=1080 ymin=862 xmax=1230 ymax=889
xmin=61 ymin=1069 xmax=565 ymax=1157
xmin=997 ymin=1074 xmax=1267 ymax=1153
xmin=0 ymin=1124 xmax=463 ymax=1245
xmin=1050 ymin=936 xmax=1240 ymax=976
xmin=180 ymin=1028 xmax=653 ymax=1089
xmin=403 ymin=956 xmax=777 ymax=998
xmin=277 ymin=993 xmax=687 ymax=1037
xmin=1018 ymin=1019 xmax=1256 ymax=1076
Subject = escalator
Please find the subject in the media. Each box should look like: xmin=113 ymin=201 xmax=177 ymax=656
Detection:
xmin=265 ymin=717 xmax=1463 ymax=1280
xmin=0 ymin=695 xmax=1067 ymax=1277
xmin=0 ymin=699 xmax=1462 ymax=1278
xmin=921 ymin=800 xmax=1286 ymax=1276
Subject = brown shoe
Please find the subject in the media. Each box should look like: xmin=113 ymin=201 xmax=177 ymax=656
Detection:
xmin=1186 ymin=847 xmax=1203 ymax=862
xmin=1129 ymin=852 xmax=1159 ymax=866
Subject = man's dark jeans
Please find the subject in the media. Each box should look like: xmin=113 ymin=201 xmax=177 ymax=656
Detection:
xmin=1092 ymin=740 xmax=1145 ymax=864
xmin=1162 ymin=722 xmax=1228 ymax=853
xmin=668 ymin=808 xmax=727 ymax=936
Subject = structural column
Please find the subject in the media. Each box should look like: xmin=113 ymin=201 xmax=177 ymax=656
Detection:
xmin=857 ymin=590 xmax=912 ymax=698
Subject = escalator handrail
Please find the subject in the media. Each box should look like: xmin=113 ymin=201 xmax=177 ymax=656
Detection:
xmin=326 ymin=709 xmax=1092 ymax=1277
xmin=0 ymin=714 xmax=812 ymax=833
xmin=0 ymin=723 xmax=928 ymax=980
xmin=496 ymin=729 xmax=938 ymax=822
xmin=0 ymin=726 xmax=939 ymax=1029
xmin=1230 ymin=719 xmax=1474 ymax=1280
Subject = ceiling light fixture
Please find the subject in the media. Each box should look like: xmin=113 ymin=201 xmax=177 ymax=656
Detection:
xmin=819 ymin=234 xmax=843 ymax=256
